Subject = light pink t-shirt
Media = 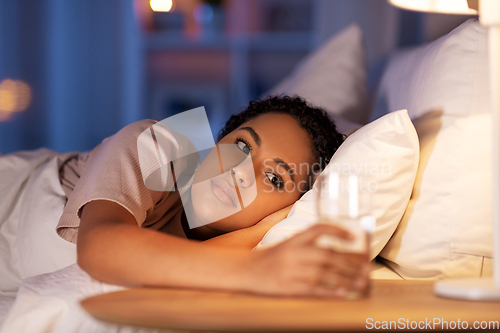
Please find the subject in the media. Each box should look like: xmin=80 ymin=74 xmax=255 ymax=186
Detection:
xmin=57 ymin=120 xmax=187 ymax=243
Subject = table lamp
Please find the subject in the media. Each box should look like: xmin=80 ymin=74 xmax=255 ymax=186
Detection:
xmin=388 ymin=0 xmax=500 ymax=301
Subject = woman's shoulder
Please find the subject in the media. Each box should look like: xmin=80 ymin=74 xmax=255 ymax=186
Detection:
xmin=99 ymin=118 xmax=196 ymax=168
xmin=115 ymin=119 xmax=159 ymax=137
xmin=97 ymin=119 xmax=161 ymax=149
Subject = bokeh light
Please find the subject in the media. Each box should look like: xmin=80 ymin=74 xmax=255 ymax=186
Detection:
xmin=150 ymin=0 xmax=173 ymax=12
xmin=0 ymin=79 xmax=32 ymax=121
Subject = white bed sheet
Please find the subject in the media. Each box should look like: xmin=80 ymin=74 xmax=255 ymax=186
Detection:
xmin=0 ymin=149 xmax=183 ymax=333
xmin=0 ymin=296 xmax=15 ymax=328
xmin=0 ymin=264 xmax=183 ymax=333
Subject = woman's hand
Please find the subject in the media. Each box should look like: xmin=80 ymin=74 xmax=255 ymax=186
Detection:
xmin=240 ymin=223 xmax=370 ymax=298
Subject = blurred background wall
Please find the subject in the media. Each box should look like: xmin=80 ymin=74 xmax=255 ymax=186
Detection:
xmin=0 ymin=0 xmax=473 ymax=154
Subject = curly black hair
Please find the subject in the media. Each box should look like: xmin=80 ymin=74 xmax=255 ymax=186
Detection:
xmin=218 ymin=95 xmax=345 ymax=176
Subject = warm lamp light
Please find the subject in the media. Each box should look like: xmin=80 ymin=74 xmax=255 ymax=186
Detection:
xmin=388 ymin=0 xmax=478 ymax=15
xmin=388 ymin=0 xmax=500 ymax=301
xmin=150 ymin=0 xmax=173 ymax=12
xmin=0 ymin=79 xmax=32 ymax=121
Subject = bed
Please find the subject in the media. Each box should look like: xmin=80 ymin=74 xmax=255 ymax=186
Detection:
xmin=0 ymin=18 xmax=494 ymax=332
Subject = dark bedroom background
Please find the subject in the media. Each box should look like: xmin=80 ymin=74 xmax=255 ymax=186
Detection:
xmin=0 ymin=0 xmax=471 ymax=154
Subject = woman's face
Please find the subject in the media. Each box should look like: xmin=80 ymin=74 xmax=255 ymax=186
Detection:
xmin=189 ymin=113 xmax=315 ymax=233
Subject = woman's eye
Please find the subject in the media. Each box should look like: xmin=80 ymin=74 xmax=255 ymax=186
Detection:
xmin=237 ymin=140 xmax=251 ymax=155
xmin=265 ymin=172 xmax=283 ymax=188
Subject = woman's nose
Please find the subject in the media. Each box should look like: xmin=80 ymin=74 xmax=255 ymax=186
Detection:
xmin=231 ymin=158 xmax=255 ymax=189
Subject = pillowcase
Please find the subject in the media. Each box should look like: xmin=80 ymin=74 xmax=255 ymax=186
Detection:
xmin=372 ymin=19 xmax=493 ymax=279
xmin=257 ymin=109 xmax=419 ymax=261
xmin=267 ymin=24 xmax=368 ymax=126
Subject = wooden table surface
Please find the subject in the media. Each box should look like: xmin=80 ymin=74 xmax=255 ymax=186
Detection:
xmin=81 ymin=280 xmax=500 ymax=332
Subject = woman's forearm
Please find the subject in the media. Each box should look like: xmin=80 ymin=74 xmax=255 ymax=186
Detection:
xmin=77 ymin=201 xmax=251 ymax=291
xmin=77 ymin=201 xmax=370 ymax=298
xmin=78 ymin=220 xmax=254 ymax=289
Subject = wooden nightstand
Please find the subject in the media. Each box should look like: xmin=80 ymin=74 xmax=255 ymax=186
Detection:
xmin=81 ymin=279 xmax=500 ymax=332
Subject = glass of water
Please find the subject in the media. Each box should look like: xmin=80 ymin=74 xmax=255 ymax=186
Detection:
xmin=315 ymin=171 xmax=374 ymax=299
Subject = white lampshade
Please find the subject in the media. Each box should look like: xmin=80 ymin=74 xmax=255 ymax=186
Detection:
xmin=388 ymin=0 xmax=477 ymax=15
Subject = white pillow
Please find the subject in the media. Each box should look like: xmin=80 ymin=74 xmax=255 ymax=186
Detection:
xmin=257 ymin=110 xmax=419 ymax=260
xmin=267 ymin=24 xmax=368 ymax=126
xmin=373 ymin=19 xmax=493 ymax=279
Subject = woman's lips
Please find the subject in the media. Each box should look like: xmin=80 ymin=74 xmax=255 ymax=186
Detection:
xmin=211 ymin=178 xmax=238 ymax=207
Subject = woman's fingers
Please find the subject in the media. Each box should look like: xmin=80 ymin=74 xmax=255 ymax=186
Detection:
xmin=295 ymin=247 xmax=369 ymax=279
xmin=292 ymin=263 xmax=365 ymax=289
xmin=276 ymin=266 xmax=368 ymax=298
xmin=282 ymin=224 xmax=369 ymax=297
xmin=285 ymin=280 xmax=349 ymax=298
xmin=246 ymin=223 xmax=370 ymax=298
xmin=285 ymin=224 xmax=369 ymax=279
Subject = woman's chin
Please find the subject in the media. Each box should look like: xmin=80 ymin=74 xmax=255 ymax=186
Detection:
xmin=189 ymin=180 xmax=241 ymax=228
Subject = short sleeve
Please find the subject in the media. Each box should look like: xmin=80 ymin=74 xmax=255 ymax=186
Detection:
xmin=57 ymin=119 xmax=185 ymax=243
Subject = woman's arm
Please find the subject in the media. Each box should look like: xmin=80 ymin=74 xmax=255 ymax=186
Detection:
xmin=201 ymin=204 xmax=294 ymax=249
xmin=78 ymin=200 xmax=247 ymax=289
xmin=77 ymin=200 xmax=369 ymax=296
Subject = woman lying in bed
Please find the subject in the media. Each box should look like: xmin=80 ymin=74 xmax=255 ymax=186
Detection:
xmin=58 ymin=95 xmax=369 ymax=298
